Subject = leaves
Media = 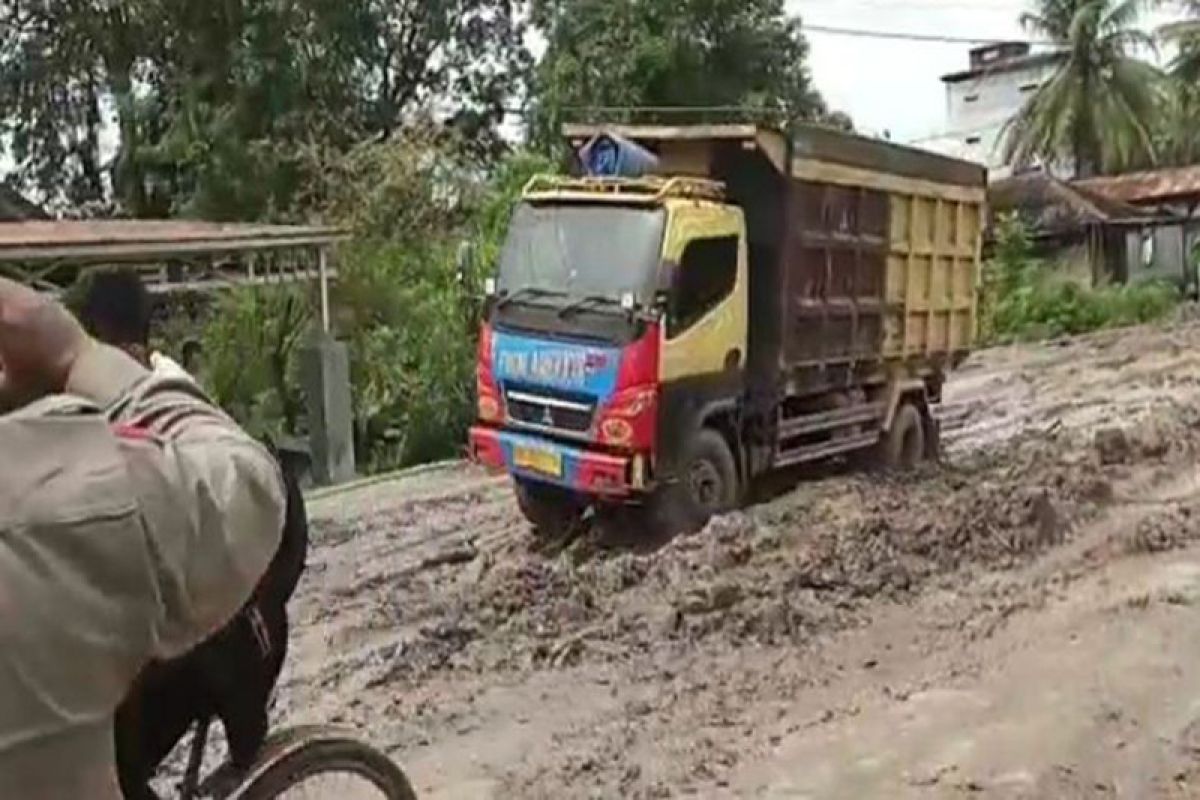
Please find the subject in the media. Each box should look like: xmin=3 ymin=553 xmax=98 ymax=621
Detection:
xmin=5 ymin=0 xmax=838 ymax=474
xmin=1004 ymin=0 xmax=1162 ymax=177
xmin=299 ymin=138 xmax=550 ymax=472
xmin=0 ymin=0 xmax=530 ymax=217
xmin=1155 ymin=10 xmax=1200 ymax=167
xmin=201 ymin=285 xmax=313 ymax=441
xmin=527 ymin=0 xmax=835 ymax=146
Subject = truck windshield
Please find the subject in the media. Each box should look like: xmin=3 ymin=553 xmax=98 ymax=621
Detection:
xmin=497 ymin=203 xmax=666 ymax=306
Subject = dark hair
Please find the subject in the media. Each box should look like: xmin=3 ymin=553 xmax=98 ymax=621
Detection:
xmin=67 ymin=268 xmax=153 ymax=348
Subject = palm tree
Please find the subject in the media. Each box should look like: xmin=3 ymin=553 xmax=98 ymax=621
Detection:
xmin=1157 ymin=4 xmax=1200 ymax=166
xmin=1003 ymin=0 xmax=1161 ymax=178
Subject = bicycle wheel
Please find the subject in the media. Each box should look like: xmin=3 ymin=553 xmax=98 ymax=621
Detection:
xmin=225 ymin=726 xmax=416 ymax=800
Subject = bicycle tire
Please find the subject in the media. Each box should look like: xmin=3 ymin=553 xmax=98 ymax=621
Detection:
xmin=226 ymin=726 xmax=416 ymax=800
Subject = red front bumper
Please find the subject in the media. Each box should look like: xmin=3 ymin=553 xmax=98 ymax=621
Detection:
xmin=469 ymin=425 xmax=641 ymax=497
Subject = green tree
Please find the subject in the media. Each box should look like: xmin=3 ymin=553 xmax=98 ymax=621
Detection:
xmin=528 ymin=0 xmax=834 ymax=145
xmin=1156 ymin=5 xmax=1200 ymax=167
xmin=308 ymin=128 xmax=550 ymax=471
xmin=1003 ymin=0 xmax=1160 ymax=177
xmin=0 ymin=1 xmax=158 ymax=212
xmin=0 ymin=0 xmax=530 ymax=217
xmin=201 ymin=285 xmax=312 ymax=440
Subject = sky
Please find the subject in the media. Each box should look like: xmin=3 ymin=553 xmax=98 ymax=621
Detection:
xmin=792 ymin=0 xmax=1182 ymax=144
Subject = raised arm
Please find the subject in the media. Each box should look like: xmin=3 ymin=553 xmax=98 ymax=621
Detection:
xmin=0 ymin=278 xmax=285 ymax=658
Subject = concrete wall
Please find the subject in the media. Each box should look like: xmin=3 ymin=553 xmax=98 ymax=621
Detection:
xmin=301 ymin=335 xmax=357 ymax=486
xmin=947 ymin=69 xmax=1040 ymax=131
xmin=915 ymin=57 xmax=1062 ymax=176
xmin=1123 ymin=224 xmax=1188 ymax=288
xmin=1035 ymin=226 xmax=1185 ymax=290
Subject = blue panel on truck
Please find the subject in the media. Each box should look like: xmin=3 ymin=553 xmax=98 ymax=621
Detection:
xmin=492 ymin=330 xmax=622 ymax=400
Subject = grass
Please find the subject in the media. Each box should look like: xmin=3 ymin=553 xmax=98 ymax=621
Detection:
xmin=981 ymin=215 xmax=1181 ymax=345
xmin=986 ymin=278 xmax=1179 ymax=344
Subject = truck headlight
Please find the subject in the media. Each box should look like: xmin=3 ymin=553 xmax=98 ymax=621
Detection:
xmin=478 ymin=393 xmax=502 ymax=422
xmin=600 ymin=417 xmax=634 ymax=446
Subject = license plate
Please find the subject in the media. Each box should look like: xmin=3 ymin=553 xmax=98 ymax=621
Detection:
xmin=514 ymin=445 xmax=562 ymax=477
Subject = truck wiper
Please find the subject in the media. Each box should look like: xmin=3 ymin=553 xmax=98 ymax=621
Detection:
xmin=557 ymin=294 xmax=622 ymax=318
xmin=497 ymin=287 xmax=559 ymax=310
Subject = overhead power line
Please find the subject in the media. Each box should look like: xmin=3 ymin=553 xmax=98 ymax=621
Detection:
xmin=803 ymin=23 xmax=1054 ymax=46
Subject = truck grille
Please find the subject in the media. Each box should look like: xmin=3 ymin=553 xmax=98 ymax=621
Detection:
xmin=505 ymin=386 xmax=596 ymax=434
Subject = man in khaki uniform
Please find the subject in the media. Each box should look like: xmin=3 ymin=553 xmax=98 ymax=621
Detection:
xmin=0 ymin=277 xmax=286 ymax=798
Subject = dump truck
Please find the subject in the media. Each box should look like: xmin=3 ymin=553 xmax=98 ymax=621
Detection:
xmin=469 ymin=122 xmax=986 ymax=535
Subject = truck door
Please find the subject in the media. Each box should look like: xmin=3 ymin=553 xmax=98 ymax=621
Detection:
xmin=656 ymin=203 xmax=749 ymax=475
xmin=660 ymin=204 xmax=748 ymax=383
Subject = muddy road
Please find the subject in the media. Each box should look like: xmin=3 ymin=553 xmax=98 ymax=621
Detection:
xmin=284 ymin=320 xmax=1200 ymax=799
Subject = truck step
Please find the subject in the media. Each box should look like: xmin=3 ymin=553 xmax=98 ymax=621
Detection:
xmin=777 ymin=402 xmax=886 ymax=439
xmin=773 ymin=431 xmax=881 ymax=469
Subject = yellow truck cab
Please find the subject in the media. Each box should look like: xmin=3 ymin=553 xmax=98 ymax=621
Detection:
xmin=470 ymin=123 xmax=986 ymax=536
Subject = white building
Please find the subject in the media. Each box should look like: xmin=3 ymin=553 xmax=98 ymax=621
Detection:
xmin=915 ymin=42 xmax=1065 ymax=180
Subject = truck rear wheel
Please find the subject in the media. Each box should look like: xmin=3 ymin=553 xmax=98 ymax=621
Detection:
xmin=646 ymin=428 xmax=739 ymax=536
xmin=514 ymin=480 xmax=586 ymax=539
xmin=880 ymin=402 xmax=925 ymax=471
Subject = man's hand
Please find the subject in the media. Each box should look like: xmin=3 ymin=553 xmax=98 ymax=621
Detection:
xmin=0 ymin=277 xmax=92 ymax=407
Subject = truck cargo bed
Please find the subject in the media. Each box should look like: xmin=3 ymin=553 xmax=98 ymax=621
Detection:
xmin=562 ymin=122 xmax=987 ymax=398
xmin=783 ymin=176 xmax=981 ymax=374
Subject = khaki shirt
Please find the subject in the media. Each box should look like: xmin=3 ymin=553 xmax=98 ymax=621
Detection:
xmin=0 ymin=343 xmax=285 ymax=798
xmin=149 ymin=351 xmax=193 ymax=383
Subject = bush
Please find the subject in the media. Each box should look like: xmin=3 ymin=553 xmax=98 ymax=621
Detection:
xmin=982 ymin=215 xmax=1179 ymax=344
xmin=324 ymin=134 xmax=551 ymax=472
xmin=189 ymin=130 xmax=551 ymax=474
xmin=335 ymin=238 xmax=476 ymax=470
xmin=200 ymin=285 xmax=312 ymax=441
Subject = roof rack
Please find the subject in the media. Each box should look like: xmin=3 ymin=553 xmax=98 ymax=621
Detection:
xmin=522 ymin=174 xmax=726 ymax=202
xmin=558 ymin=105 xmax=789 ymax=129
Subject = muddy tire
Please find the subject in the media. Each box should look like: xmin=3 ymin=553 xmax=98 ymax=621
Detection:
xmin=514 ymin=480 xmax=585 ymax=539
xmin=643 ymin=428 xmax=739 ymax=536
xmin=879 ymin=402 xmax=925 ymax=471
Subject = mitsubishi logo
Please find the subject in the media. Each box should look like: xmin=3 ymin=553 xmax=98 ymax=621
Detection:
xmin=542 ymin=406 xmax=554 ymax=426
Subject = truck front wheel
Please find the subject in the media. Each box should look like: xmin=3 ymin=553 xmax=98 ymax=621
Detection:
xmin=514 ymin=480 xmax=586 ymax=539
xmin=646 ymin=428 xmax=739 ymax=536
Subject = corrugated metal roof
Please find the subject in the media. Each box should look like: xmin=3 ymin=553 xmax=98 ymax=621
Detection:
xmin=988 ymin=172 xmax=1159 ymax=238
xmin=0 ymin=220 xmax=344 ymax=263
xmin=1075 ymin=165 xmax=1200 ymax=204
